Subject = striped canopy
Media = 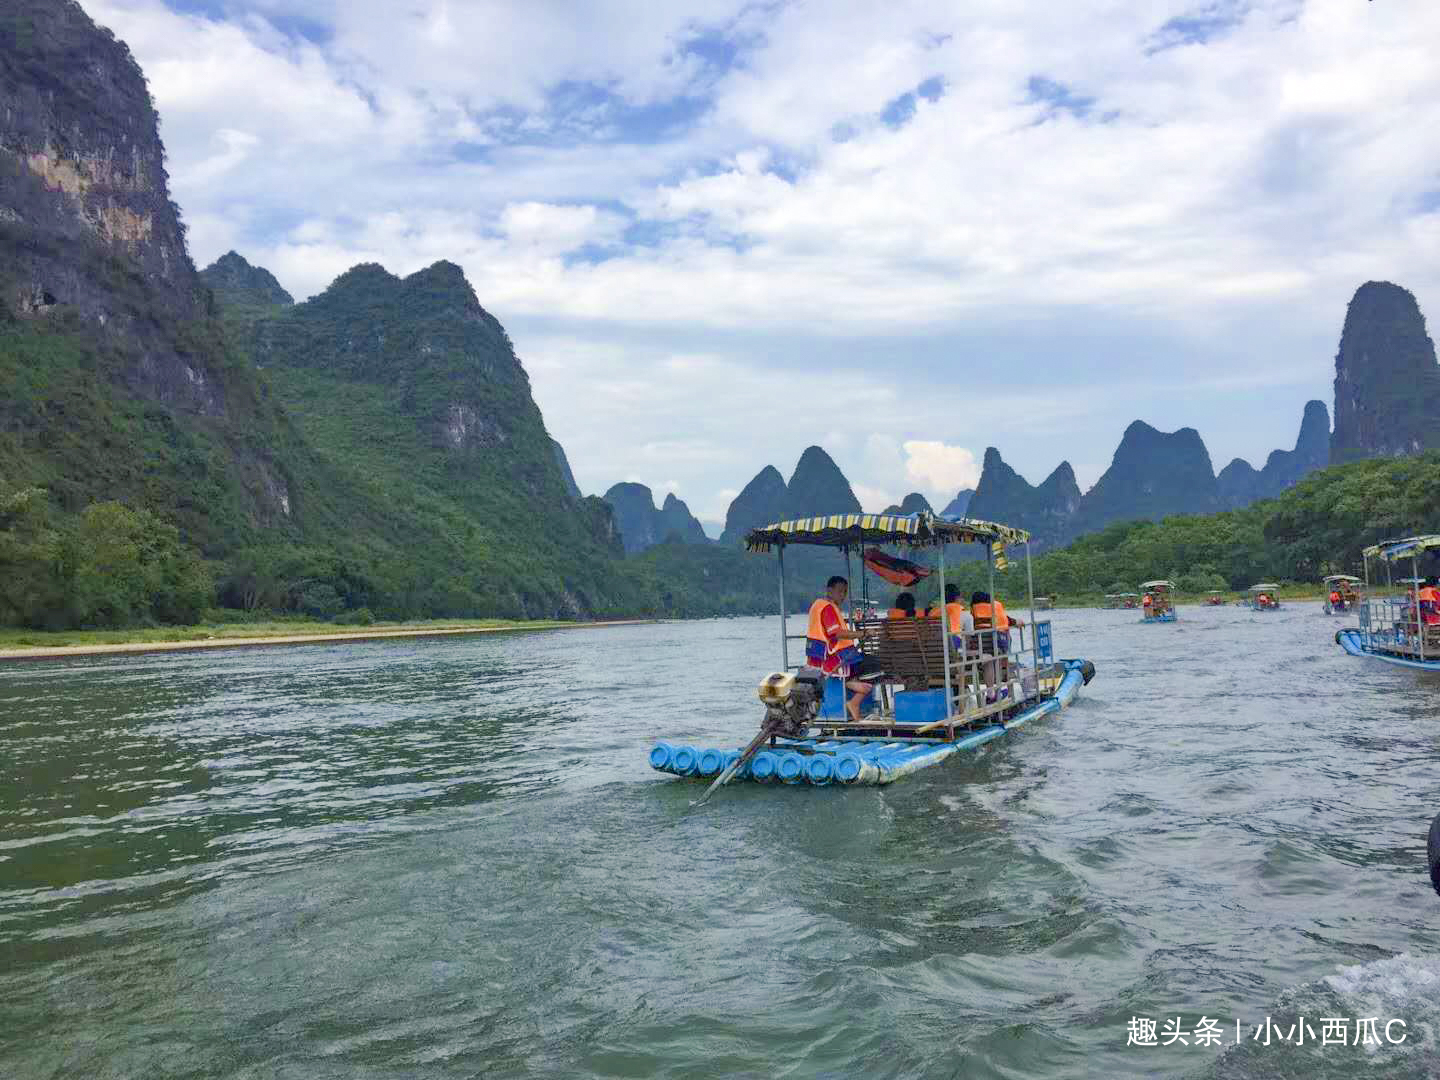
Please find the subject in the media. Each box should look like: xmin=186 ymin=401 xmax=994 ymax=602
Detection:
xmin=1140 ymin=580 xmax=1175 ymax=590
xmin=1322 ymin=575 xmax=1362 ymax=584
xmin=1249 ymin=583 xmax=1280 ymax=592
xmin=745 ymin=511 xmax=1029 ymax=552
xmin=1363 ymin=535 xmax=1440 ymax=561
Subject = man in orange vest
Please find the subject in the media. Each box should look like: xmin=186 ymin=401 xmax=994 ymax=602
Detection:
xmin=806 ymin=576 xmax=883 ymax=723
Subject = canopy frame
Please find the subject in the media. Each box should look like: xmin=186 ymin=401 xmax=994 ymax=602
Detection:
xmin=754 ymin=510 xmax=1043 ymax=734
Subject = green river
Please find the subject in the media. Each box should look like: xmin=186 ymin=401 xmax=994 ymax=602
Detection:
xmin=2 ymin=609 xmax=1438 ymax=1078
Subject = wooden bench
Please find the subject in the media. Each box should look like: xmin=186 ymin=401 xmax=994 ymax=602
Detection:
xmin=854 ymin=616 xmax=1008 ymax=697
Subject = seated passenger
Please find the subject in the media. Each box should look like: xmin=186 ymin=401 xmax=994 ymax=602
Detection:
xmin=941 ymin=583 xmax=974 ymax=641
xmin=888 ymin=592 xmax=917 ymax=619
xmin=806 ymin=576 xmax=884 ymax=723
xmin=970 ymin=590 xmax=1020 ymax=697
xmin=1420 ymin=578 xmax=1440 ymax=625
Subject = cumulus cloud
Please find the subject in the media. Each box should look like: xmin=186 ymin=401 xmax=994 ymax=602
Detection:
xmin=903 ymin=442 xmax=982 ymax=500
xmin=76 ymin=0 xmax=1440 ymax=524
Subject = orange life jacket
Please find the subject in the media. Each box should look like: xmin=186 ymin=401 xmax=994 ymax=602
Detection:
xmin=886 ymin=608 xmax=910 ymax=620
xmin=972 ymin=600 xmax=1007 ymax=628
xmin=806 ymin=599 xmax=855 ymax=657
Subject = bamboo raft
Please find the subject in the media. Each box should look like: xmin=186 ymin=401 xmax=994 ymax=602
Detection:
xmin=650 ymin=659 xmax=1090 ymax=787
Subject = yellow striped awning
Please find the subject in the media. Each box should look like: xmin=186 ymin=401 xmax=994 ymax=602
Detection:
xmin=1362 ymin=535 xmax=1440 ymax=561
xmin=745 ymin=511 xmax=1030 ymax=552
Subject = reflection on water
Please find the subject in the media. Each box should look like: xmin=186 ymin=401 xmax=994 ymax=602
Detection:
xmin=2 ymin=609 xmax=1439 ymax=1078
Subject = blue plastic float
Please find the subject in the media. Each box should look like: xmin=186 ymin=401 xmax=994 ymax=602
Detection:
xmin=650 ymin=659 xmax=1090 ymax=788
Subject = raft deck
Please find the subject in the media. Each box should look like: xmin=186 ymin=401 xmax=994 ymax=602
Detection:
xmin=649 ymin=659 xmax=1091 ymax=787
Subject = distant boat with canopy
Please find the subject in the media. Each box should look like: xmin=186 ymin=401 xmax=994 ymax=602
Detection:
xmin=1104 ymin=593 xmax=1140 ymax=609
xmin=1322 ymin=574 xmax=1362 ymax=615
xmin=1204 ymin=590 xmax=1226 ymax=606
xmin=1140 ymin=580 xmax=1177 ymax=622
xmin=648 ymin=511 xmax=1096 ymax=794
xmin=1336 ymin=536 xmax=1440 ymax=670
xmin=1247 ymin=584 xmax=1281 ymax=611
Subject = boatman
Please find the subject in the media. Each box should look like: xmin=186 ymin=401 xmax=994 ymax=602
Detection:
xmin=807 ymin=576 xmax=884 ymax=723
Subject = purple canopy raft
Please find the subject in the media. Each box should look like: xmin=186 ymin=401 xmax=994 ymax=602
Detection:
xmin=647 ymin=511 xmax=1098 ymax=803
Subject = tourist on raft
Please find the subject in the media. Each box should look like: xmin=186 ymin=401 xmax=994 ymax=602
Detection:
xmin=971 ymin=590 xmax=1021 ymax=698
xmin=942 ymin=584 xmax=974 ymax=640
xmin=887 ymin=592 xmax=917 ymax=619
xmin=806 ymin=576 xmax=886 ymax=723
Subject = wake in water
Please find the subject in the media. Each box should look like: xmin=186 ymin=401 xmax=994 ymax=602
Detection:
xmin=1205 ymin=954 xmax=1440 ymax=1079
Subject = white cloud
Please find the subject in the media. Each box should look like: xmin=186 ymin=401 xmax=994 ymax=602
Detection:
xmin=73 ymin=0 xmax=1440 ymax=525
xmin=902 ymin=442 xmax=982 ymax=500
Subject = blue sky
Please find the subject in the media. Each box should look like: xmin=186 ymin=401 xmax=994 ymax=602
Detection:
xmin=86 ymin=0 xmax=1440 ymax=524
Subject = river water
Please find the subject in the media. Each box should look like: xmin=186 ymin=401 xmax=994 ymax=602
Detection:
xmin=2 ymin=606 xmax=1438 ymax=1079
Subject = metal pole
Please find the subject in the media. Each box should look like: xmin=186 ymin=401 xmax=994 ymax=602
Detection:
xmin=1416 ymin=553 xmax=1424 ymax=662
xmin=845 ymin=547 xmax=854 ymax=624
xmin=939 ymin=542 xmax=953 ymax=722
xmin=777 ymin=545 xmax=788 ymax=670
xmin=1387 ymin=558 xmax=1394 ymax=647
xmin=987 ymin=542 xmax=998 ymax=684
xmin=1362 ymin=551 xmax=1371 ymax=643
xmin=1026 ymin=539 xmax=1037 ymax=695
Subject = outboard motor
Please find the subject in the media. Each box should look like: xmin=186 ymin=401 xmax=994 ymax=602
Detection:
xmin=757 ymin=667 xmax=825 ymax=739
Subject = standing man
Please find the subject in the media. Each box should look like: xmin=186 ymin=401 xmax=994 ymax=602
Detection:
xmin=806 ymin=576 xmax=883 ymax=723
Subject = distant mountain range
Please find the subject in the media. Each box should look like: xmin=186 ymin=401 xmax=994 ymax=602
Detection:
xmin=694 ymin=278 xmax=1438 ymax=551
xmin=602 ymin=483 xmax=707 ymax=553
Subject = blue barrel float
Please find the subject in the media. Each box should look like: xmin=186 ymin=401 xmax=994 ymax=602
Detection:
xmin=649 ymin=659 xmax=1092 ymax=788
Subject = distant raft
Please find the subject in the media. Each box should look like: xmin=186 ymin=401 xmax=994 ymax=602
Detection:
xmin=650 ymin=659 xmax=1091 ymax=788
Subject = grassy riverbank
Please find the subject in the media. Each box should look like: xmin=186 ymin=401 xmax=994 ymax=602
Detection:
xmin=0 ymin=615 xmax=598 ymax=658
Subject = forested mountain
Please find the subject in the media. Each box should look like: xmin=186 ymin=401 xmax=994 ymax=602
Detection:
xmin=719 ymin=465 xmax=788 ymax=545
xmin=941 ymin=489 xmax=975 ymax=517
xmin=912 ymin=455 xmax=1440 ymax=607
xmin=882 ymin=493 xmax=933 ymax=515
xmin=967 ymin=450 xmax=1080 ymax=551
xmin=0 ymin=0 xmax=347 ymax=625
xmin=0 ymin=0 xmax=787 ymax=628
xmin=1331 ymin=282 xmax=1440 ymax=464
xmin=784 ymin=446 xmax=862 ymax=518
xmin=718 ymin=447 xmax=863 ymax=546
xmin=1217 ymin=401 xmax=1330 ymax=509
xmin=603 ymin=483 xmax=708 ymax=553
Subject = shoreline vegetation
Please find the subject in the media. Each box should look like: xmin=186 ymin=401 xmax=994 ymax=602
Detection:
xmin=0 ymin=616 xmax=653 ymax=662
xmin=1 ymin=589 xmax=1361 ymax=662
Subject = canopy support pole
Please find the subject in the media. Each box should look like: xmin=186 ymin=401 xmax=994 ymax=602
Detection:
xmin=844 ymin=547 xmax=854 ymax=624
xmin=1026 ymin=539 xmax=1037 ymax=688
xmin=987 ymin=543 xmax=997 ymax=687
xmin=1363 ymin=552 xmax=1372 ymax=644
xmin=939 ymin=542 xmax=953 ymax=722
xmin=1417 ymin=553 xmax=1425 ymax=663
xmin=777 ymin=545 xmax=789 ymax=670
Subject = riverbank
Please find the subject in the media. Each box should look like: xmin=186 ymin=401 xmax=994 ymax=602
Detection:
xmin=0 ymin=618 xmax=653 ymax=662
